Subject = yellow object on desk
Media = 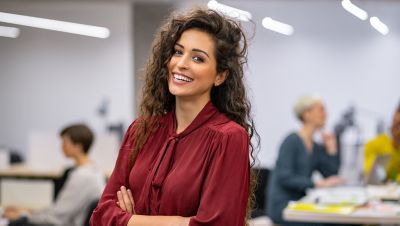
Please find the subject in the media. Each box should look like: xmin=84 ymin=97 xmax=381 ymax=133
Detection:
xmin=287 ymin=202 xmax=356 ymax=214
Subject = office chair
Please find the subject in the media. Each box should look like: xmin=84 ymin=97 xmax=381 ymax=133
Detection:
xmin=53 ymin=166 xmax=75 ymax=200
xmin=84 ymin=199 xmax=99 ymax=226
xmin=251 ymin=168 xmax=270 ymax=218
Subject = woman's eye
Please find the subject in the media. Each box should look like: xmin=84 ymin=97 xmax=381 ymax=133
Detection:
xmin=193 ymin=56 xmax=204 ymax=63
xmin=174 ymin=49 xmax=183 ymax=55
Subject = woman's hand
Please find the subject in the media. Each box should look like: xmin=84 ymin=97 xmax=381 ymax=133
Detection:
xmin=322 ymin=132 xmax=337 ymax=155
xmin=117 ymin=186 xmax=192 ymax=226
xmin=316 ymin=175 xmax=345 ymax=188
xmin=117 ymin=186 xmax=135 ymax=214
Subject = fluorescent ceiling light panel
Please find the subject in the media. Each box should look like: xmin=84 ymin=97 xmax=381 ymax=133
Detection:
xmin=0 ymin=12 xmax=110 ymax=38
xmin=370 ymin=17 xmax=389 ymax=35
xmin=207 ymin=0 xmax=251 ymax=22
xmin=262 ymin=17 xmax=294 ymax=36
xmin=341 ymin=0 xmax=368 ymax=20
xmin=0 ymin=25 xmax=20 ymax=38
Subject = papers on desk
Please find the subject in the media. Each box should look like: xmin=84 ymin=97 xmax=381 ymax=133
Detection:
xmin=288 ymin=187 xmax=368 ymax=215
xmin=287 ymin=202 xmax=356 ymax=214
xmin=288 ymin=185 xmax=400 ymax=217
xmin=285 ymin=185 xmax=400 ymax=224
xmin=307 ymin=187 xmax=368 ymax=206
xmin=367 ymin=184 xmax=400 ymax=201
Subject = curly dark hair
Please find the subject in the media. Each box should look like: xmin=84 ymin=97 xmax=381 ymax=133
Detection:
xmin=131 ymin=8 xmax=260 ymax=224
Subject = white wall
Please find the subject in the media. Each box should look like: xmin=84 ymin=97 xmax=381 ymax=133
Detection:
xmin=0 ymin=0 xmax=134 ymax=157
xmin=133 ymin=2 xmax=175 ymax=115
xmin=2 ymin=0 xmax=400 ymax=170
xmin=179 ymin=0 xmax=400 ymax=168
xmin=238 ymin=0 xmax=400 ymax=168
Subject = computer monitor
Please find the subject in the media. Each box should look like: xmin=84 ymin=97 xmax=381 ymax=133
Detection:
xmin=364 ymin=155 xmax=391 ymax=185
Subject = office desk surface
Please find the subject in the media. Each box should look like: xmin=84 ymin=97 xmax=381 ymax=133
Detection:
xmin=284 ymin=185 xmax=400 ymax=225
xmin=0 ymin=164 xmax=62 ymax=179
xmin=284 ymin=206 xmax=400 ymax=224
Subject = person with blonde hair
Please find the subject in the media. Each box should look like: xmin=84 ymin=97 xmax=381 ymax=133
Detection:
xmin=90 ymin=8 xmax=259 ymax=226
xmin=267 ymin=95 xmax=343 ymax=226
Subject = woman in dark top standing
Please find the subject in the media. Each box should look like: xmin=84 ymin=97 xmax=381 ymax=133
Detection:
xmin=267 ymin=95 xmax=344 ymax=226
xmin=90 ymin=8 xmax=259 ymax=226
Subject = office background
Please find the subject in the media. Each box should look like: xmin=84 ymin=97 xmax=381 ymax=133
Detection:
xmin=1 ymin=0 xmax=400 ymax=169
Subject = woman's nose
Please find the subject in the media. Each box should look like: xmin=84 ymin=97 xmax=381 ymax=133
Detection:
xmin=176 ymin=55 xmax=189 ymax=69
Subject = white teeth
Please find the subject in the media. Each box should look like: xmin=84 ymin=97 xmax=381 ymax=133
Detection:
xmin=173 ymin=74 xmax=193 ymax=82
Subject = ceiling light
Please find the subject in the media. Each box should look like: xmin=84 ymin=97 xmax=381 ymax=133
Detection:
xmin=262 ymin=17 xmax=294 ymax=36
xmin=0 ymin=12 xmax=110 ymax=38
xmin=370 ymin=17 xmax=389 ymax=35
xmin=0 ymin=25 xmax=20 ymax=38
xmin=207 ymin=0 xmax=251 ymax=22
xmin=341 ymin=0 xmax=368 ymax=20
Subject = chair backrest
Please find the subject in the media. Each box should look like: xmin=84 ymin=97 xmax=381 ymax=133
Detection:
xmin=53 ymin=166 xmax=75 ymax=200
xmin=251 ymin=168 xmax=270 ymax=218
xmin=84 ymin=199 xmax=99 ymax=226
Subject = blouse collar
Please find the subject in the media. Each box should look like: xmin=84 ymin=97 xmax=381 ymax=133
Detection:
xmin=168 ymin=101 xmax=218 ymax=138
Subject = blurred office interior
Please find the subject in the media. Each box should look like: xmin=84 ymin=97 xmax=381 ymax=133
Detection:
xmin=1 ymin=0 xmax=399 ymax=169
xmin=1 ymin=1 xmax=400 ymax=223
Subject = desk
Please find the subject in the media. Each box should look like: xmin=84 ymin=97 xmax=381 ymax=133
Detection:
xmin=0 ymin=164 xmax=64 ymax=210
xmin=0 ymin=164 xmax=62 ymax=180
xmin=284 ymin=186 xmax=400 ymax=225
xmin=284 ymin=205 xmax=400 ymax=224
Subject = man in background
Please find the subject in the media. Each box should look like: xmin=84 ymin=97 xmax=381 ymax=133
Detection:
xmin=3 ymin=123 xmax=106 ymax=226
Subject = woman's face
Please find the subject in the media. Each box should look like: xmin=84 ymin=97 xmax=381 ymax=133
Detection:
xmin=167 ymin=28 xmax=226 ymax=103
xmin=303 ymin=101 xmax=327 ymax=129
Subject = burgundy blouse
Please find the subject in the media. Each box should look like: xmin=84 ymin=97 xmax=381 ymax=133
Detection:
xmin=90 ymin=102 xmax=250 ymax=226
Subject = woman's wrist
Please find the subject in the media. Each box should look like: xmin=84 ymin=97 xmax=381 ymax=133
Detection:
xmin=177 ymin=216 xmax=190 ymax=226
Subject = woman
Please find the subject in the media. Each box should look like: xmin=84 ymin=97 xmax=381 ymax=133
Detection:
xmin=90 ymin=8 xmax=258 ymax=226
xmin=267 ymin=95 xmax=344 ymax=226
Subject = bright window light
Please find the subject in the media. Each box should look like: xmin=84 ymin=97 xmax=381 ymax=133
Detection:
xmin=0 ymin=25 xmax=20 ymax=38
xmin=207 ymin=0 xmax=251 ymax=22
xmin=341 ymin=0 xmax=368 ymax=20
xmin=0 ymin=12 xmax=110 ymax=38
xmin=262 ymin=17 xmax=294 ymax=36
xmin=370 ymin=17 xmax=389 ymax=35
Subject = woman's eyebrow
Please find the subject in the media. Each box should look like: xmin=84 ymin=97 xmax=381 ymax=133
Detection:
xmin=175 ymin=42 xmax=210 ymax=58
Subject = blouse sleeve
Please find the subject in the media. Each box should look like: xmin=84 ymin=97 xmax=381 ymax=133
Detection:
xmin=275 ymin=135 xmax=314 ymax=192
xmin=90 ymin=121 xmax=137 ymax=226
xmin=189 ymin=126 xmax=250 ymax=226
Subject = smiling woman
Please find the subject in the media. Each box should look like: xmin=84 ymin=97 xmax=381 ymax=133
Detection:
xmin=168 ymin=28 xmax=228 ymax=120
xmin=90 ymin=7 xmax=259 ymax=226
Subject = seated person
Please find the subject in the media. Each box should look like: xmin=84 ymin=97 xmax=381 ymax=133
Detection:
xmin=3 ymin=124 xmax=106 ymax=226
xmin=364 ymin=102 xmax=400 ymax=182
xmin=267 ymin=95 xmax=344 ymax=226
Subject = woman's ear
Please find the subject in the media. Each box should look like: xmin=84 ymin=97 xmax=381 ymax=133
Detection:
xmin=214 ymin=70 xmax=228 ymax=86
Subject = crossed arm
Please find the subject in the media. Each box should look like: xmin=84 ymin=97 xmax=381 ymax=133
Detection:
xmin=116 ymin=186 xmax=191 ymax=226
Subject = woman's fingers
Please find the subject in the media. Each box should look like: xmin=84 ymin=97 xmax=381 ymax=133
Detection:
xmin=116 ymin=186 xmax=136 ymax=214
xmin=120 ymin=186 xmax=133 ymax=213
xmin=117 ymin=190 xmax=127 ymax=211
xmin=127 ymin=189 xmax=136 ymax=214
